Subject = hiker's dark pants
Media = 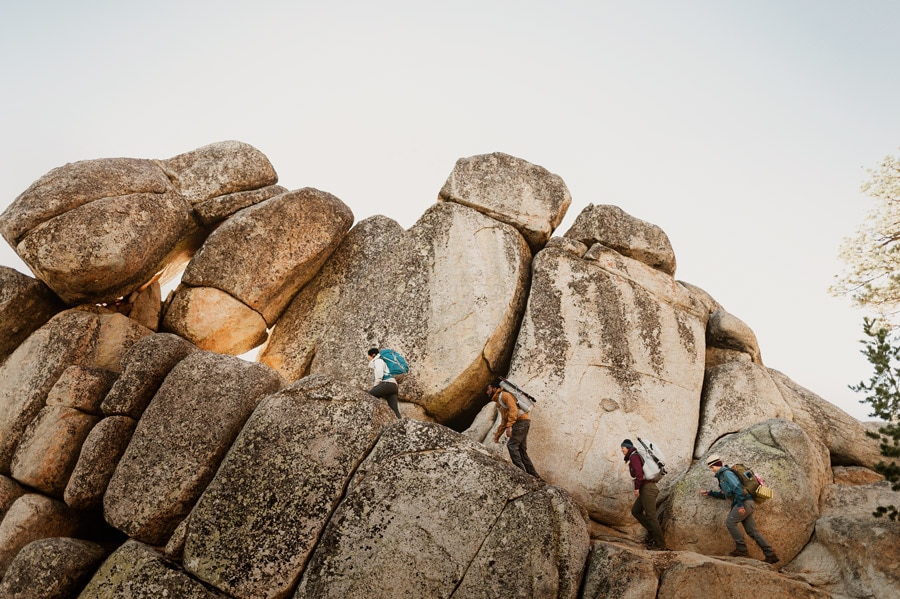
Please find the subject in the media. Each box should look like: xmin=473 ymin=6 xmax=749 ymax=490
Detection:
xmin=725 ymin=500 xmax=774 ymax=555
xmin=632 ymin=481 xmax=665 ymax=546
xmin=507 ymin=420 xmax=540 ymax=477
xmin=369 ymin=381 xmax=400 ymax=418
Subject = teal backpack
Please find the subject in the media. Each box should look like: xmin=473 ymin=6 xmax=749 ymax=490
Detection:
xmin=379 ymin=349 xmax=409 ymax=378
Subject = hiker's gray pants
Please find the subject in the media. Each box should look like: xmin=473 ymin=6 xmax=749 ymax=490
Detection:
xmin=725 ymin=500 xmax=773 ymax=554
xmin=632 ymin=481 xmax=665 ymax=545
xmin=507 ymin=420 xmax=540 ymax=478
xmin=369 ymin=381 xmax=400 ymax=418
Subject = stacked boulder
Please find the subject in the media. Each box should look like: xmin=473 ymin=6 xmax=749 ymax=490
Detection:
xmin=0 ymin=142 xmax=895 ymax=598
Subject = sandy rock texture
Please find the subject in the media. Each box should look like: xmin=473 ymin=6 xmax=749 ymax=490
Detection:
xmin=163 ymin=187 xmax=353 ymax=354
xmin=666 ymin=419 xmax=830 ymax=563
xmin=104 ymin=351 xmax=285 ymax=544
xmin=499 ymin=235 xmax=706 ymax=525
xmin=0 ymin=266 xmax=63 ymax=363
xmin=0 ymin=141 xmax=277 ymax=305
xmin=438 ymin=151 xmax=572 ymax=249
xmin=183 ymin=375 xmax=397 ymax=598
xmin=564 ymin=204 xmax=676 ymax=275
xmin=296 ymin=418 xmax=589 ymax=599
xmin=260 ymin=201 xmax=532 ymax=423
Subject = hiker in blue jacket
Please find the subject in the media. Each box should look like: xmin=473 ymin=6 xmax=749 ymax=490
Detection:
xmin=366 ymin=347 xmax=400 ymax=418
xmin=700 ymin=454 xmax=780 ymax=564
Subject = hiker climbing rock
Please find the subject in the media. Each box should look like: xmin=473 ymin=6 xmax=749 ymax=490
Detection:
xmin=700 ymin=454 xmax=780 ymax=564
xmin=366 ymin=347 xmax=401 ymax=418
xmin=621 ymin=439 xmax=668 ymax=551
xmin=487 ymin=378 xmax=542 ymax=480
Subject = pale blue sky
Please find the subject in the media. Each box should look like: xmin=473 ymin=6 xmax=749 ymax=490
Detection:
xmin=3 ymin=2 xmax=899 ymax=420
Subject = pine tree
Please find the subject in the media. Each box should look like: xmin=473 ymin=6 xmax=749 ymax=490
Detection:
xmin=851 ymin=318 xmax=900 ymax=520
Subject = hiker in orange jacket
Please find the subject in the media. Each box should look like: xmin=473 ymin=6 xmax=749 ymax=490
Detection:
xmin=487 ymin=379 xmax=541 ymax=480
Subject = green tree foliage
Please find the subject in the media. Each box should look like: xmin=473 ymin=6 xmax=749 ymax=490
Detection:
xmin=851 ymin=318 xmax=900 ymax=520
xmin=832 ymin=150 xmax=900 ymax=323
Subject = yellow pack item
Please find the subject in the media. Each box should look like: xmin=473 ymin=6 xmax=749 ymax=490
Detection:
xmin=755 ymin=484 xmax=774 ymax=502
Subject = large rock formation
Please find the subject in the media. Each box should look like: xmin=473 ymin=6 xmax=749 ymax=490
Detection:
xmin=182 ymin=375 xmax=397 ymax=598
xmin=438 ymin=151 xmax=572 ymax=249
xmin=260 ymin=202 xmax=533 ymax=423
xmin=694 ymin=361 xmax=793 ymax=457
xmin=665 ymin=419 xmax=830 ymax=563
xmin=0 ymin=141 xmax=279 ymax=305
xmin=296 ymin=417 xmax=589 ymax=599
xmin=0 ymin=308 xmax=151 ymax=473
xmin=104 ymin=351 xmax=285 ymax=544
xmin=564 ymin=204 xmax=677 ymax=276
xmin=0 ymin=142 xmax=895 ymax=598
xmin=784 ymin=479 xmax=900 ymax=598
xmin=163 ymin=187 xmax=354 ymax=354
xmin=0 ymin=266 xmax=63 ymax=363
xmin=493 ymin=236 xmax=706 ymax=524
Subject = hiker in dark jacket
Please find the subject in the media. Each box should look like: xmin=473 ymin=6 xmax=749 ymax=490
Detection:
xmin=700 ymin=454 xmax=780 ymax=564
xmin=621 ymin=439 xmax=668 ymax=550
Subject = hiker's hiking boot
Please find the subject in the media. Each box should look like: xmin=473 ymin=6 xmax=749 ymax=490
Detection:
xmin=728 ymin=549 xmax=750 ymax=557
xmin=764 ymin=553 xmax=780 ymax=564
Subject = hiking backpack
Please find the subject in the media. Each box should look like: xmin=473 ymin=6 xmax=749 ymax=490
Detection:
xmin=635 ymin=437 xmax=667 ymax=483
xmin=498 ymin=377 xmax=538 ymax=413
xmin=379 ymin=349 xmax=409 ymax=378
xmin=729 ymin=463 xmax=773 ymax=503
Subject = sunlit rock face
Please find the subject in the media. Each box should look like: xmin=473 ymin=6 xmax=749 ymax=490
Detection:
xmin=0 ymin=144 xmax=897 ymax=598
xmin=564 ymin=203 xmax=677 ymax=276
xmin=0 ymin=266 xmax=64 ymax=363
xmin=665 ymin=418 xmax=830 ymax=564
xmin=438 ymin=151 xmax=572 ymax=249
xmin=0 ymin=141 xmax=278 ymax=305
xmin=504 ymin=235 xmax=706 ymax=525
xmin=260 ymin=201 xmax=532 ymax=423
xmin=0 ymin=308 xmax=150 ymax=474
xmin=163 ymin=187 xmax=354 ymax=354
xmin=694 ymin=360 xmax=793 ymax=458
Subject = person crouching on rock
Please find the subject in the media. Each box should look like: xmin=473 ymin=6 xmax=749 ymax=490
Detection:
xmin=366 ymin=347 xmax=400 ymax=418
xmin=487 ymin=379 xmax=542 ymax=481
xmin=621 ymin=439 xmax=668 ymax=551
xmin=699 ymin=454 xmax=780 ymax=564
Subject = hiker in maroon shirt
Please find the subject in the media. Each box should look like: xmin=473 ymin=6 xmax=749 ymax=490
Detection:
xmin=621 ymin=439 xmax=668 ymax=550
